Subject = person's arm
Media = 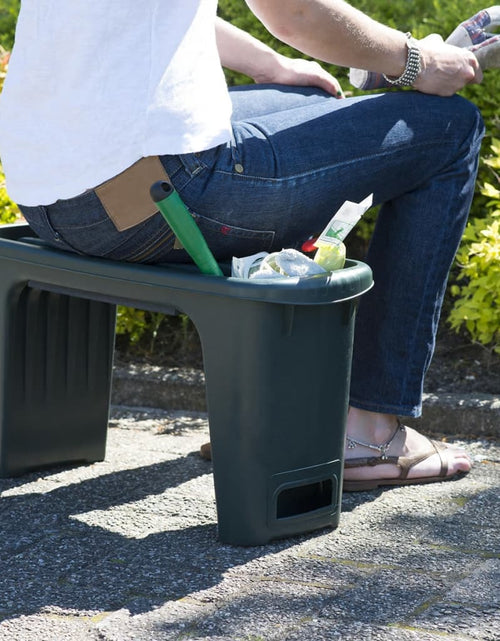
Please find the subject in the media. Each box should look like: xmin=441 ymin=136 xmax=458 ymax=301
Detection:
xmin=215 ymin=16 xmax=344 ymax=96
xmin=245 ymin=0 xmax=482 ymax=96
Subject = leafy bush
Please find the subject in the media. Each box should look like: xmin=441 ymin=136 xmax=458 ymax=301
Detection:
xmin=0 ymin=46 xmax=20 ymax=223
xmin=0 ymin=0 xmax=19 ymax=49
xmin=116 ymin=307 xmax=149 ymax=345
xmin=1 ymin=0 xmax=498 ymax=357
xmin=0 ymin=45 xmax=8 ymax=87
xmin=115 ymin=307 xmax=202 ymax=367
xmin=448 ymin=140 xmax=500 ymax=354
xmin=0 ymin=168 xmax=19 ymax=223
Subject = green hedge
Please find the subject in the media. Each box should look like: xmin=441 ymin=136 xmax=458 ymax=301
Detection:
xmin=1 ymin=0 xmax=498 ymax=354
xmin=0 ymin=34 xmax=19 ymax=223
xmin=449 ymin=140 xmax=500 ymax=354
xmin=0 ymin=0 xmax=19 ymax=49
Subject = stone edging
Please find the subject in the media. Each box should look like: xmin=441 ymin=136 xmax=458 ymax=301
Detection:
xmin=111 ymin=363 xmax=500 ymax=439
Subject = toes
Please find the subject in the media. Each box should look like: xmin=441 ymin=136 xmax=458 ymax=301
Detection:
xmin=442 ymin=446 xmax=473 ymax=476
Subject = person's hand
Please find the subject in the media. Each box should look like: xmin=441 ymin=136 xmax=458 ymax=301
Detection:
xmin=251 ymin=54 xmax=345 ymax=98
xmin=413 ymin=34 xmax=483 ymax=96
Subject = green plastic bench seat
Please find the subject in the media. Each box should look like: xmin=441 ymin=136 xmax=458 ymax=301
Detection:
xmin=0 ymin=223 xmax=372 ymax=545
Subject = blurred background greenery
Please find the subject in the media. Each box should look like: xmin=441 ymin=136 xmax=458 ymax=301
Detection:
xmin=0 ymin=0 xmax=498 ymax=358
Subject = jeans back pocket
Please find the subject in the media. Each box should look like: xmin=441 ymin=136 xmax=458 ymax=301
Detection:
xmin=192 ymin=212 xmax=275 ymax=260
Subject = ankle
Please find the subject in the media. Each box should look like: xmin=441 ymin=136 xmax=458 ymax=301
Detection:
xmin=346 ymin=407 xmax=399 ymax=444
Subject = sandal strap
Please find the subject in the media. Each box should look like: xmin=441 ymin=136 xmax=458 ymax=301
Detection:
xmin=346 ymin=420 xmax=405 ymax=460
xmin=344 ymin=435 xmax=450 ymax=480
xmin=397 ymin=438 xmax=449 ymax=480
xmin=344 ymin=455 xmax=401 ymax=469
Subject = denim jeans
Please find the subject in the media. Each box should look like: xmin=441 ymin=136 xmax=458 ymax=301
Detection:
xmin=20 ymin=85 xmax=484 ymax=417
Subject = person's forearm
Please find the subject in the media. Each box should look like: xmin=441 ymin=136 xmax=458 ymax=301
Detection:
xmin=245 ymin=0 xmax=408 ymax=77
xmin=245 ymin=0 xmax=481 ymax=95
xmin=216 ymin=16 xmax=346 ymax=96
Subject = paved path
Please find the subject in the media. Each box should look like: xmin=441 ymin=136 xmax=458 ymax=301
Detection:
xmin=0 ymin=406 xmax=498 ymax=641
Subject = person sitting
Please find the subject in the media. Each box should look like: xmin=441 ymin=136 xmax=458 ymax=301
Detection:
xmin=0 ymin=0 xmax=484 ymax=489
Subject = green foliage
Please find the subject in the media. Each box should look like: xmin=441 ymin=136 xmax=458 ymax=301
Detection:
xmin=116 ymin=306 xmax=170 ymax=351
xmin=2 ymin=0 xmax=498 ymax=358
xmin=0 ymin=174 xmax=19 ymax=223
xmin=116 ymin=307 xmax=149 ymax=344
xmin=0 ymin=45 xmax=9 ymax=94
xmin=0 ymin=0 xmax=19 ymax=49
xmin=115 ymin=307 xmax=202 ymax=365
xmin=448 ymin=140 xmax=500 ymax=354
xmin=116 ymin=306 xmax=170 ymax=357
xmin=0 ymin=44 xmax=20 ymax=224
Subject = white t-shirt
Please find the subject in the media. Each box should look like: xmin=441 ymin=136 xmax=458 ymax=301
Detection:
xmin=0 ymin=0 xmax=233 ymax=206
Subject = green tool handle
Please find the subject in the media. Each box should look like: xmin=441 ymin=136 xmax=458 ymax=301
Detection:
xmin=150 ymin=180 xmax=223 ymax=276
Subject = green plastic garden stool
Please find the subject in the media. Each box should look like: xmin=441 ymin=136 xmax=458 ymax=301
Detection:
xmin=0 ymin=223 xmax=372 ymax=545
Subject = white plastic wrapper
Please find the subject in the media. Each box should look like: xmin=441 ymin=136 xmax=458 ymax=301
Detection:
xmin=232 ymin=249 xmax=326 ymax=280
xmin=232 ymin=195 xmax=374 ymax=279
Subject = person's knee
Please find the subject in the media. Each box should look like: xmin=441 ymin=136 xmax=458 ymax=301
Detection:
xmin=451 ymin=94 xmax=485 ymax=144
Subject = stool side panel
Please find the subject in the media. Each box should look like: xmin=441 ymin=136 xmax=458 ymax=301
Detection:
xmin=0 ymin=272 xmax=115 ymax=476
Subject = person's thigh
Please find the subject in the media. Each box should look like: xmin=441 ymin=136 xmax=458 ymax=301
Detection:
xmin=172 ymin=87 xmax=481 ymax=257
xmin=23 ymin=86 xmax=481 ymax=266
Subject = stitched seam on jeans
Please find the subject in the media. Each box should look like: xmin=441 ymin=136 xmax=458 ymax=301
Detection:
xmin=56 ymin=217 xmax=111 ymax=233
xmin=122 ymin=227 xmax=175 ymax=263
xmin=212 ymin=140 xmax=455 ymax=183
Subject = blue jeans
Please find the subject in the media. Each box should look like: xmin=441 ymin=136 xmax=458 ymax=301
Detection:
xmin=20 ymin=85 xmax=484 ymax=417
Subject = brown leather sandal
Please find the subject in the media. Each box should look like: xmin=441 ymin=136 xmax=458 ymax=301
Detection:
xmin=342 ymin=421 xmax=466 ymax=492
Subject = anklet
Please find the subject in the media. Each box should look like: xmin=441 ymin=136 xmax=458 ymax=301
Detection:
xmin=346 ymin=421 xmax=405 ymax=460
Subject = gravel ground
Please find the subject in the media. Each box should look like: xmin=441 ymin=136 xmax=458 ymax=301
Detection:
xmin=0 ymin=406 xmax=498 ymax=641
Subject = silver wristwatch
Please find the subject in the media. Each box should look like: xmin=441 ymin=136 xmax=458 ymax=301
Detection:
xmin=383 ymin=33 xmax=422 ymax=87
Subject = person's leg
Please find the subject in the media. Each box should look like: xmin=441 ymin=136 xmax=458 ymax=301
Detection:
xmin=341 ymin=91 xmax=483 ymax=487
xmin=342 ymin=408 xmax=472 ymax=490
xmin=229 ymin=83 xmax=338 ymax=120
xmin=167 ymin=88 xmax=482 ymax=264
xmin=184 ymin=86 xmax=483 ymax=483
xmin=348 ymin=103 xmax=483 ymax=417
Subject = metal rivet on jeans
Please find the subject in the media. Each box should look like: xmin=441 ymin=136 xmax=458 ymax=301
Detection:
xmin=234 ymin=163 xmax=244 ymax=174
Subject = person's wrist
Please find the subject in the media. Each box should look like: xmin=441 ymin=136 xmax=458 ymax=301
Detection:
xmin=383 ymin=33 xmax=422 ymax=87
xmin=249 ymin=48 xmax=285 ymax=83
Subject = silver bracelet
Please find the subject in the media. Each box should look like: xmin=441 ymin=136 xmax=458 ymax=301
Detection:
xmin=383 ymin=32 xmax=422 ymax=87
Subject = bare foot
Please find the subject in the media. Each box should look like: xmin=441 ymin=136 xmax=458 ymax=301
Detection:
xmin=343 ymin=407 xmax=472 ymax=490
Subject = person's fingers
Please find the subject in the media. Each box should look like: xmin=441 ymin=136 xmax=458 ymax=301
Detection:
xmin=317 ymin=75 xmax=345 ymax=98
xmin=468 ymin=52 xmax=483 ymax=84
xmin=306 ymin=61 xmax=345 ymax=98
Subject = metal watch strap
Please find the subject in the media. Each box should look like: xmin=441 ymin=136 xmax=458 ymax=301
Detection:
xmin=383 ymin=32 xmax=422 ymax=86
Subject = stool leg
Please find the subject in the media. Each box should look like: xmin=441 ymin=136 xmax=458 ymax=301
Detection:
xmin=195 ymin=298 xmax=356 ymax=545
xmin=0 ymin=283 xmax=116 ymax=477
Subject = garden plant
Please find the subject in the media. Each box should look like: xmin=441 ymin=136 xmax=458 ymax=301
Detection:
xmin=0 ymin=0 xmax=498 ymax=359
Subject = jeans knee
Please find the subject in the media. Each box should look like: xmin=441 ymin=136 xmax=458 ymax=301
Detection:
xmin=453 ymin=95 xmax=485 ymax=149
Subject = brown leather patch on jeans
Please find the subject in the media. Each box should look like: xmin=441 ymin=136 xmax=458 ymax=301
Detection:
xmin=95 ymin=156 xmax=170 ymax=231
